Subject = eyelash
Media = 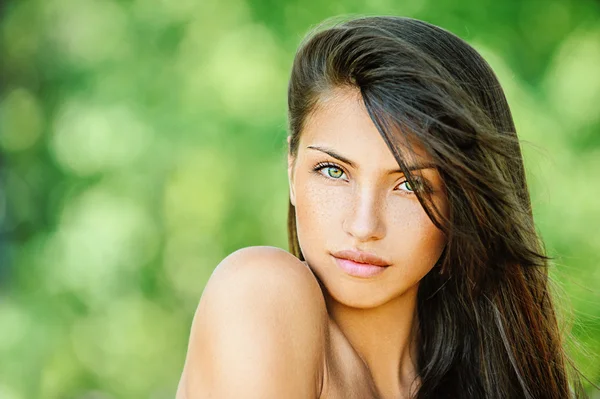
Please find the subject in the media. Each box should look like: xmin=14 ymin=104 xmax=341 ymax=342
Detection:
xmin=312 ymin=161 xmax=430 ymax=194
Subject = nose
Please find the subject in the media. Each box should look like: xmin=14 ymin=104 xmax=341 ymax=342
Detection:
xmin=342 ymin=188 xmax=386 ymax=242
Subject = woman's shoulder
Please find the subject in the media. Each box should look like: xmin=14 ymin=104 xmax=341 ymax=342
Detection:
xmin=177 ymin=246 xmax=328 ymax=399
xmin=208 ymin=246 xmax=328 ymax=319
xmin=215 ymin=246 xmax=324 ymax=290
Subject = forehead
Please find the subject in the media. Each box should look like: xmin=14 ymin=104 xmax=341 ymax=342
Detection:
xmin=299 ymin=88 xmax=431 ymax=165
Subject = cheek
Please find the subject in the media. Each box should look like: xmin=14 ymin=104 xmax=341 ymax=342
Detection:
xmin=294 ymin=177 xmax=347 ymax=241
xmin=386 ymin=204 xmax=446 ymax=277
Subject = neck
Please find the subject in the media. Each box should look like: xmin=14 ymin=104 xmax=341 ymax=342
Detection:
xmin=325 ymin=285 xmax=421 ymax=399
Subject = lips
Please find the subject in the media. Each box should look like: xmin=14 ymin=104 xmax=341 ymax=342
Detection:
xmin=331 ymin=249 xmax=391 ymax=267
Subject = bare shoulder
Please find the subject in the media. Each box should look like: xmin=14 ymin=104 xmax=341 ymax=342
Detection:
xmin=177 ymin=246 xmax=329 ymax=399
xmin=205 ymin=246 xmax=327 ymax=320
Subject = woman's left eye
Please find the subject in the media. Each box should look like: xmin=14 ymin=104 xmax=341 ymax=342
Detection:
xmin=397 ymin=181 xmax=415 ymax=193
xmin=396 ymin=178 xmax=428 ymax=194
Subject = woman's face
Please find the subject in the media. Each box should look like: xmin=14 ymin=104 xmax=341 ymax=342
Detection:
xmin=288 ymin=89 xmax=448 ymax=309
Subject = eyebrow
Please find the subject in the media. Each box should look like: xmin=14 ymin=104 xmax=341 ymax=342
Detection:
xmin=307 ymin=145 xmax=436 ymax=174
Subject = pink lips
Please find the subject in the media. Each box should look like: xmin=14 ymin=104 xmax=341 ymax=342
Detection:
xmin=331 ymin=249 xmax=390 ymax=278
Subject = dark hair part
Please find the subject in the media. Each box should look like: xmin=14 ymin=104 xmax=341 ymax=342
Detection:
xmin=287 ymin=16 xmax=586 ymax=398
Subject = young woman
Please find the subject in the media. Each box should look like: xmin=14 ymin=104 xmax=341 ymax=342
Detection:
xmin=176 ymin=16 xmax=586 ymax=398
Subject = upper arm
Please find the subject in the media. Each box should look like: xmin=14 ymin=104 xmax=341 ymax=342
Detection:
xmin=177 ymin=246 xmax=328 ymax=399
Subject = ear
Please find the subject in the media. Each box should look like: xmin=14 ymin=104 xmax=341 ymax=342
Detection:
xmin=287 ymin=136 xmax=297 ymax=207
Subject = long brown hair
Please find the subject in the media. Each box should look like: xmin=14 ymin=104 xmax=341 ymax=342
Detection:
xmin=286 ymin=16 xmax=586 ymax=398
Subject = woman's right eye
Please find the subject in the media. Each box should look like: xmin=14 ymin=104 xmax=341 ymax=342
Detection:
xmin=313 ymin=162 xmax=347 ymax=180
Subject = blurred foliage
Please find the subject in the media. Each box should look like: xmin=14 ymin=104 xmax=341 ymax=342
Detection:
xmin=1 ymin=0 xmax=599 ymax=397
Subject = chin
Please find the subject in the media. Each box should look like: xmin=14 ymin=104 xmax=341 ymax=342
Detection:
xmin=335 ymin=287 xmax=410 ymax=309
xmin=302 ymin=250 xmax=423 ymax=310
xmin=320 ymin=272 xmax=418 ymax=310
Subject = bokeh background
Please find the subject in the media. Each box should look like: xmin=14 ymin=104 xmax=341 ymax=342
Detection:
xmin=1 ymin=0 xmax=599 ymax=397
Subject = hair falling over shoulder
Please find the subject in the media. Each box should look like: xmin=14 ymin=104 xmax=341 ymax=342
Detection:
xmin=286 ymin=16 xmax=588 ymax=398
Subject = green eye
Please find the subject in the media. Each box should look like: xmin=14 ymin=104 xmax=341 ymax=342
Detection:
xmin=313 ymin=162 xmax=347 ymax=180
xmin=398 ymin=180 xmax=420 ymax=193
xmin=327 ymin=167 xmax=343 ymax=179
xmin=398 ymin=181 xmax=413 ymax=192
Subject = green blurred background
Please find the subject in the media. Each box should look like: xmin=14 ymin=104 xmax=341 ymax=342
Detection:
xmin=1 ymin=0 xmax=599 ymax=397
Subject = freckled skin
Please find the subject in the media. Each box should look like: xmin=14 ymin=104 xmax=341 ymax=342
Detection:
xmin=288 ymin=89 xmax=448 ymax=310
